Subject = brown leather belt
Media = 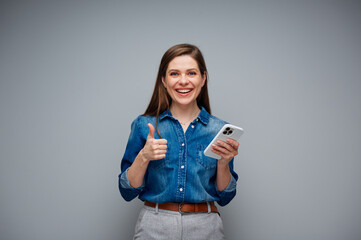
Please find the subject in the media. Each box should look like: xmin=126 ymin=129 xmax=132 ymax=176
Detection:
xmin=144 ymin=201 xmax=218 ymax=213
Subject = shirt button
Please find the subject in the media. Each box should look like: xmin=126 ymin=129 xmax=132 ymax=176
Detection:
xmin=180 ymin=188 xmax=183 ymax=192
xmin=181 ymin=165 xmax=184 ymax=169
xmin=191 ymin=125 xmax=194 ymax=128
xmin=181 ymin=143 xmax=184 ymax=146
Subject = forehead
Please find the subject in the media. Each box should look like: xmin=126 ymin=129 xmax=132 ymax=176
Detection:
xmin=167 ymin=55 xmax=199 ymax=70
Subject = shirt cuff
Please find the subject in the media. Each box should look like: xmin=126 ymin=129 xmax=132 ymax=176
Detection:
xmin=216 ymin=173 xmax=237 ymax=195
xmin=119 ymin=168 xmax=145 ymax=190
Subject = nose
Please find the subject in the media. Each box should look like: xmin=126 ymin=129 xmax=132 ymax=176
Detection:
xmin=179 ymin=73 xmax=188 ymax=85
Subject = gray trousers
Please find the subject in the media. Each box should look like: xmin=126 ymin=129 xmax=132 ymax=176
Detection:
xmin=133 ymin=205 xmax=225 ymax=240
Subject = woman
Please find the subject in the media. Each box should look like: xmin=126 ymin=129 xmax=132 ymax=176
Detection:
xmin=118 ymin=43 xmax=239 ymax=239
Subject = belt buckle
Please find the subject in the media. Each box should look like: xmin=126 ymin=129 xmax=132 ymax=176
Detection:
xmin=178 ymin=203 xmax=184 ymax=213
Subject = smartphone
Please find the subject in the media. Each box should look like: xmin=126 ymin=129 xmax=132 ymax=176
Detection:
xmin=203 ymin=124 xmax=244 ymax=159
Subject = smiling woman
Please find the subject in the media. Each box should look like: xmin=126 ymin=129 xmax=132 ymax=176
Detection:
xmin=162 ymin=55 xmax=206 ymax=131
xmin=118 ymin=44 xmax=240 ymax=239
xmin=141 ymin=43 xmax=211 ymax=138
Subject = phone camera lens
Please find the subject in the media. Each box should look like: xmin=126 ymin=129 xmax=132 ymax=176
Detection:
xmin=223 ymin=130 xmax=227 ymax=134
xmin=228 ymin=130 xmax=233 ymax=135
xmin=226 ymin=127 xmax=231 ymax=131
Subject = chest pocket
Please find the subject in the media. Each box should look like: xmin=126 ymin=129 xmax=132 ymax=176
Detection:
xmin=196 ymin=144 xmax=218 ymax=169
xmin=148 ymin=145 xmax=170 ymax=170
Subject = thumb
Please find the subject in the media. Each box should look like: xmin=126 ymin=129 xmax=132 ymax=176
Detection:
xmin=147 ymin=123 xmax=155 ymax=139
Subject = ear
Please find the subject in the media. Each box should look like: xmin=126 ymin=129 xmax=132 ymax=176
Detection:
xmin=162 ymin=77 xmax=167 ymax=88
xmin=201 ymin=72 xmax=206 ymax=87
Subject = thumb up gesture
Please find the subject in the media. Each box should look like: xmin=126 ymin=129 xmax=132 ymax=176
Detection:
xmin=141 ymin=123 xmax=168 ymax=162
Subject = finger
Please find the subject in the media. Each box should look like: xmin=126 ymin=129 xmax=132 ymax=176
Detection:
xmin=155 ymin=139 xmax=168 ymax=145
xmin=211 ymin=147 xmax=236 ymax=163
xmin=211 ymin=147 xmax=226 ymax=159
xmin=147 ymin=123 xmax=155 ymax=139
xmin=152 ymin=154 xmax=166 ymax=160
xmin=226 ymin=138 xmax=239 ymax=149
xmin=212 ymin=143 xmax=231 ymax=155
xmin=216 ymin=140 xmax=234 ymax=152
xmin=154 ymin=144 xmax=167 ymax=150
xmin=154 ymin=149 xmax=167 ymax=155
xmin=225 ymin=139 xmax=239 ymax=156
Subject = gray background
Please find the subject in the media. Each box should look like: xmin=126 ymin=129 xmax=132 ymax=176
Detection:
xmin=1 ymin=0 xmax=360 ymax=240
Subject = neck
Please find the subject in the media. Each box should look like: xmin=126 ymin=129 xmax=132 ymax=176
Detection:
xmin=170 ymin=102 xmax=200 ymax=122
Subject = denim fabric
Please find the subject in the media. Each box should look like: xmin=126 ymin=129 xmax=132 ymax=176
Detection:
xmin=118 ymin=107 xmax=238 ymax=206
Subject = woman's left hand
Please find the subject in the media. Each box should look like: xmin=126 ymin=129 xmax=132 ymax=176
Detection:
xmin=211 ymin=138 xmax=239 ymax=165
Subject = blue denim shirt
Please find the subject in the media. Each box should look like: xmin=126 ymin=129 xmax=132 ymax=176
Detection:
xmin=118 ymin=107 xmax=238 ymax=206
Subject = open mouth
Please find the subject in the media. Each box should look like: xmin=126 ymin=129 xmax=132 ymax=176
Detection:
xmin=176 ymin=89 xmax=193 ymax=94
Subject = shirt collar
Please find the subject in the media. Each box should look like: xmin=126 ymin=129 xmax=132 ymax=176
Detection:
xmin=159 ymin=106 xmax=210 ymax=125
xmin=197 ymin=106 xmax=210 ymax=125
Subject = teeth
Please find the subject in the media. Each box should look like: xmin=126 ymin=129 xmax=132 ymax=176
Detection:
xmin=176 ymin=89 xmax=191 ymax=93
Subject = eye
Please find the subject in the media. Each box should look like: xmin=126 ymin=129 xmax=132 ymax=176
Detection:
xmin=170 ymin=72 xmax=179 ymax=76
xmin=188 ymin=71 xmax=197 ymax=76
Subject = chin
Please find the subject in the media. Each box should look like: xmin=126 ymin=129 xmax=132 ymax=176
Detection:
xmin=174 ymin=99 xmax=196 ymax=106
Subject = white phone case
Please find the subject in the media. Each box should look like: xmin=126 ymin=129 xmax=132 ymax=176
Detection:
xmin=203 ymin=124 xmax=244 ymax=159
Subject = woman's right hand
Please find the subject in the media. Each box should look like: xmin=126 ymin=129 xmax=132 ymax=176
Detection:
xmin=140 ymin=123 xmax=167 ymax=163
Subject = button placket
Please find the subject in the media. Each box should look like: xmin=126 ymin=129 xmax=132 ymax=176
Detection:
xmin=176 ymin=123 xmax=186 ymax=202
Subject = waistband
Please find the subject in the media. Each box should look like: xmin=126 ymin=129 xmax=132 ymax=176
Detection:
xmin=144 ymin=201 xmax=218 ymax=214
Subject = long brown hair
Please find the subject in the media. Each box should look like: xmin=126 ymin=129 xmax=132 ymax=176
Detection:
xmin=143 ymin=43 xmax=211 ymax=137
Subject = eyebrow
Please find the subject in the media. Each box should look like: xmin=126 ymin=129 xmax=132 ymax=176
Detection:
xmin=167 ymin=68 xmax=199 ymax=72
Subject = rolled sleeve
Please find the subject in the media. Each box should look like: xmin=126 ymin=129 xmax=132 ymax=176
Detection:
xmin=216 ymin=173 xmax=237 ymax=194
xmin=216 ymin=159 xmax=238 ymax=206
xmin=118 ymin=168 xmax=144 ymax=201
xmin=119 ymin=168 xmax=145 ymax=190
xmin=118 ymin=117 xmax=146 ymax=202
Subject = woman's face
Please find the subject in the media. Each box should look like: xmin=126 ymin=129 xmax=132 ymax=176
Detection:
xmin=162 ymin=55 xmax=206 ymax=109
